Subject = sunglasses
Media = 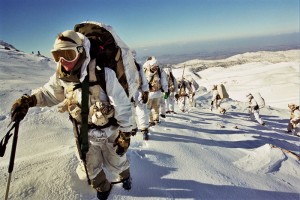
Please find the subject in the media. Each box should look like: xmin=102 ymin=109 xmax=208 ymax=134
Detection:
xmin=51 ymin=46 xmax=83 ymax=62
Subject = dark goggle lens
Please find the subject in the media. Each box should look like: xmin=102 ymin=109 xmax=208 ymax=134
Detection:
xmin=52 ymin=49 xmax=77 ymax=62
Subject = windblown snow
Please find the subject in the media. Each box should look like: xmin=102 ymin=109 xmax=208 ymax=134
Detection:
xmin=0 ymin=42 xmax=299 ymax=200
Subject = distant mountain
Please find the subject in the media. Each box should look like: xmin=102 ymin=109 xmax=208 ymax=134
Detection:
xmin=172 ymin=49 xmax=300 ymax=71
xmin=135 ymin=32 xmax=300 ymax=65
xmin=0 ymin=40 xmax=51 ymax=59
xmin=0 ymin=40 xmax=19 ymax=51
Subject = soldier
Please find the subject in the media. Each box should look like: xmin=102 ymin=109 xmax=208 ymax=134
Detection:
xmin=143 ymin=56 xmax=168 ymax=126
xmin=10 ymin=30 xmax=133 ymax=200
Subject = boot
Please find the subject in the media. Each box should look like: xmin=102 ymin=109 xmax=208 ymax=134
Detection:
xmin=122 ymin=177 xmax=132 ymax=190
xmin=149 ymin=122 xmax=155 ymax=127
xmin=142 ymin=129 xmax=149 ymax=140
xmin=160 ymin=114 xmax=166 ymax=118
xmin=97 ymin=184 xmax=112 ymax=200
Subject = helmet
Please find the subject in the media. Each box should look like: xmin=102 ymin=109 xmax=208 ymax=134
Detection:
xmin=145 ymin=56 xmax=158 ymax=72
xmin=53 ymin=30 xmax=82 ymax=49
xmin=288 ymin=103 xmax=297 ymax=111
xmin=51 ymin=30 xmax=83 ymax=71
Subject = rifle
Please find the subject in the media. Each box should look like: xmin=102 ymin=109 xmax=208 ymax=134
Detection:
xmin=69 ymin=116 xmax=91 ymax=185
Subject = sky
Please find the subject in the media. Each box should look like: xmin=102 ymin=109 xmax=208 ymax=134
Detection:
xmin=0 ymin=0 xmax=299 ymax=59
xmin=0 ymin=43 xmax=299 ymax=199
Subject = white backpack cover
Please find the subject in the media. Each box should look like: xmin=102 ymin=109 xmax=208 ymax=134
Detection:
xmin=217 ymin=84 xmax=229 ymax=99
xmin=252 ymin=92 xmax=265 ymax=108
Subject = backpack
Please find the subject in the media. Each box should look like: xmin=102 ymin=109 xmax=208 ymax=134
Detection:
xmin=178 ymin=79 xmax=189 ymax=96
xmin=74 ymin=21 xmax=140 ymax=98
xmin=168 ymin=72 xmax=175 ymax=92
xmin=148 ymin=68 xmax=162 ymax=92
xmin=217 ymin=84 xmax=229 ymax=99
xmin=252 ymin=92 xmax=265 ymax=108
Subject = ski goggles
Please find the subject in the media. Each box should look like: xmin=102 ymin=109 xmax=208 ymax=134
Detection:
xmin=51 ymin=46 xmax=83 ymax=62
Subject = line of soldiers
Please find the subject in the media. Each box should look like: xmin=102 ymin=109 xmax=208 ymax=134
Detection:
xmin=131 ymin=56 xmax=197 ymax=140
xmin=209 ymin=84 xmax=300 ymax=135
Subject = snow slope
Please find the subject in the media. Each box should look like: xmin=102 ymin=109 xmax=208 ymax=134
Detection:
xmin=0 ymin=43 xmax=299 ymax=200
xmin=172 ymin=50 xmax=299 ymax=109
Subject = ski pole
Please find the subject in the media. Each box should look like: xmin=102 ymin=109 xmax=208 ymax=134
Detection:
xmin=5 ymin=119 xmax=20 ymax=200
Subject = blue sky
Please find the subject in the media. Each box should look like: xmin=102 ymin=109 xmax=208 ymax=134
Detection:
xmin=0 ymin=0 xmax=299 ymax=59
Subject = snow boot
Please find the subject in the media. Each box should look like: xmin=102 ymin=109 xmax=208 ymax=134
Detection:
xmin=220 ymin=108 xmax=226 ymax=114
xmin=160 ymin=114 xmax=166 ymax=118
xmin=149 ymin=122 xmax=155 ymax=127
xmin=142 ymin=129 xmax=149 ymax=140
xmin=122 ymin=177 xmax=132 ymax=190
xmin=97 ymin=184 xmax=112 ymax=200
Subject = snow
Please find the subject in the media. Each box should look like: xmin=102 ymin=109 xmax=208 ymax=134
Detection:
xmin=0 ymin=43 xmax=299 ymax=200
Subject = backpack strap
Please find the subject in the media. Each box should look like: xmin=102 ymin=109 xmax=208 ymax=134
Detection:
xmin=157 ymin=68 xmax=161 ymax=79
xmin=80 ymin=74 xmax=90 ymax=158
xmin=73 ymin=61 xmax=105 ymax=159
xmin=170 ymin=72 xmax=174 ymax=83
xmin=134 ymin=60 xmax=141 ymax=71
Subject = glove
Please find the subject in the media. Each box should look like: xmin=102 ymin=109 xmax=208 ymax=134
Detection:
xmin=210 ymin=106 xmax=213 ymax=111
xmin=113 ymin=131 xmax=131 ymax=156
xmin=163 ymin=92 xmax=169 ymax=99
xmin=11 ymin=94 xmax=37 ymax=122
xmin=192 ymin=92 xmax=195 ymax=97
xmin=175 ymin=94 xmax=179 ymax=100
xmin=141 ymin=91 xmax=149 ymax=104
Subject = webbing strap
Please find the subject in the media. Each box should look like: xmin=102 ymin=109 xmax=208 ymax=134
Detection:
xmin=80 ymin=75 xmax=90 ymax=158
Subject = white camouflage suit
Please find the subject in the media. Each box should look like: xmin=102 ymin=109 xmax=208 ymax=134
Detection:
xmin=178 ymin=79 xmax=191 ymax=112
xmin=247 ymin=94 xmax=264 ymax=125
xmin=164 ymin=68 xmax=178 ymax=113
xmin=288 ymin=104 xmax=300 ymax=136
xmin=143 ymin=58 xmax=168 ymax=123
xmin=188 ymin=81 xmax=197 ymax=107
xmin=132 ymin=61 xmax=150 ymax=131
xmin=291 ymin=110 xmax=300 ymax=136
xmin=31 ymin=33 xmax=132 ymax=192
xmin=211 ymin=88 xmax=225 ymax=113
